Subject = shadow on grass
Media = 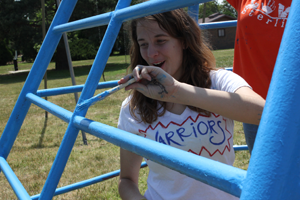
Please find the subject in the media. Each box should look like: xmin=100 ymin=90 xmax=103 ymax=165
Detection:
xmin=0 ymin=63 xmax=128 ymax=85
xmin=31 ymin=117 xmax=47 ymax=149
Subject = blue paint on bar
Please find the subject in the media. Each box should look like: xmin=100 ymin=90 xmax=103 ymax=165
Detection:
xmin=26 ymin=93 xmax=73 ymax=123
xmin=225 ymin=67 xmax=233 ymax=71
xmin=77 ymin=91 xmax=110 ymax=111
xmin=200 ymin=20 xmax=237 ymax=30
xmin=77 ymin=78 xmax=135 ymax=111
xmin=53 ymin=0 xmax=213 ymax=34
xmin=188 ymin=4 xmax=200 ymax=22
xmin=233 ymin=145 xmax=248 ymax=151
xmin=0 ymin=157 xmax=31 ymax=200
xmin=36 ymin=81 xmax=119 ymax=97
xmin=53 ymin=12 xmax=112 ymax=33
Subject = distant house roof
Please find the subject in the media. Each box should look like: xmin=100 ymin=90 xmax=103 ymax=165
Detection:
xmin=199 ymin=13 xmax=237 ymax=24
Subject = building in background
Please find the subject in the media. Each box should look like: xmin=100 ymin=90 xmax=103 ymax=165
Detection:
xmin=199 ymin=13 xmax=237 ymax=50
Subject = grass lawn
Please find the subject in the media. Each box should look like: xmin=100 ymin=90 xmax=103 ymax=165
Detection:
xmin=0 ymin=49 xmax=249 ymax=199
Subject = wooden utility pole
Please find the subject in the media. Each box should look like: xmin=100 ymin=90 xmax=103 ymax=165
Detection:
xmin=41 ymin=0 xmax=48 ymax=119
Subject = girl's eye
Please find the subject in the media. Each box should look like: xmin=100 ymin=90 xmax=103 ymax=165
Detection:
xmin=139 ymin=43 xmax=148 ymax=48
xmin=157 ymin=40 xmax=166 ymax=44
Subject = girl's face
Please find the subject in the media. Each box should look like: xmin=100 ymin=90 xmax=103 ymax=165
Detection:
xmin=136 ymin=20 xmax=184 ymax=80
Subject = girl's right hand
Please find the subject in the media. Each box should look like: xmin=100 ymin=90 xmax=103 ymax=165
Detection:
xmin=120 ymin=65 xmax=180 ymax=102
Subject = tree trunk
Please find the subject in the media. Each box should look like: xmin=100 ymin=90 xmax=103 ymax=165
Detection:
xmin=54 ymin=0 xmax=68 ymax=70
xmin=55 ymin=38 xmax=69 ymax=70
xmin=202 ymin=3 xmax=207 ymax=23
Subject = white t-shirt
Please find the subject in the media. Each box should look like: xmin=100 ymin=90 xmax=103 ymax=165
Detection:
xmin=118 ymin=69 xmax=250 ymax=200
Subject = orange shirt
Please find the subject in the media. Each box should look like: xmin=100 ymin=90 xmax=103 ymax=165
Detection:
xmin=227 ymin=0 xmax=292 ymax=99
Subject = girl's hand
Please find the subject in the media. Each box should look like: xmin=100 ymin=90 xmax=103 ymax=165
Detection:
xmin=119 ymin=65 xmax=180 ymax=102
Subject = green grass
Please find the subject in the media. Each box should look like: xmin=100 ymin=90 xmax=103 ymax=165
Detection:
xmin=0 ymin=49 xmax=248 ymax=199
xmin=0 ymin=54 xmax=130 ymax=75
xmin=213 ymin=48 xmax=235 ymax=68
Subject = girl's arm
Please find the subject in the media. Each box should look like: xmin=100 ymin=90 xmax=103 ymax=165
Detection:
xmin=119 ymin=148 xmax=145 ymax=200
xmin=176 ymin=83 xmax=264 ymax=125
xmin=119 ymin=65 xmax=265 ymax=125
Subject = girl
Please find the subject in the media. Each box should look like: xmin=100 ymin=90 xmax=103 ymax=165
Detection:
xmin=117 ymin=9 xmax=265 ymax=200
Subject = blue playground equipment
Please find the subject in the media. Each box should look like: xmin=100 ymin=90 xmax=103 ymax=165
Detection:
xmin=1 ymin=0 xmax=300 ymax=199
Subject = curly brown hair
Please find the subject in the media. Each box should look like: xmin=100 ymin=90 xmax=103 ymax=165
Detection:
xmin=128 ymin=9 xmax=216 ymax=124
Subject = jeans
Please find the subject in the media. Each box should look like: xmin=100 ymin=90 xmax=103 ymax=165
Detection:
xmin=242 ymin=123 xmax=259 ymax=155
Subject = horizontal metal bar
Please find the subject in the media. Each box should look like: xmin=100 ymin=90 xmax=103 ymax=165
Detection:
xmin=53 ymin=0 xmax=214 ymax=33
xmin=53 ymin=12 xmax=112 ymax=33
xmin=225 ymin=67 xmax=233 ymax=71
xmin=30 ymin=162 xmax=147 ymax=200
xmin=0 ymin=157 xmax=31 ymax=200
xmin=26 ymin=93 xmax=247 ymax=197
xmin=36 ymin=80 xmax=118 ymax=97
xmin=28 ymin=144 xmax=246 ymax=199
xmin=35 ymin=66 xmax=233 ymax=98
xmin=200 ymin=20 xmax=237 ymax=30
xmin=114 ymin=0 xmax=212 ymax=22
xmin=26 ymin=93 xmax=72 ymax=123
xmin=72 ymin=115 xmax=246 ymax=197
xmin=233 ymin=145 xmax=248 ymax=151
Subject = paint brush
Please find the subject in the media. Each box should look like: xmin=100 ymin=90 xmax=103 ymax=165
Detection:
xmin=77 ymin=78 xmax=135 ymax=111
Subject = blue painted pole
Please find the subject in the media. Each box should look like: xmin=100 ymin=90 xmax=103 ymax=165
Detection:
xmin=26 ymin=93 xmax=73 ymax=123
xmin=0 ymin=0 xmax=78 ymax=162
xmin=38 ymin=0 xmax=133 ymax=199
xmin=54 ymin=0 xmax=212 ymax=34
xmin=233 ymin=145 xmax=248 ymax=151
xmin=240 ymin=0 xmax=300 ymax=199
xmin=36 ymin=81 xmax=119 ymax=97
xmin=188 ymin=4 xmax=200 ymax=22
xmin=0 ymin=157 xmax=31 ymax=200
xmin=200 ymin=20 xmax=237 ymax=29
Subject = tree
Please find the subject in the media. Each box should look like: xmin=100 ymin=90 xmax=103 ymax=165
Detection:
xmin=0 ymin=0 xmax=144 ymax=68
xmin=0 ymin=0 xmax=42 ymax=63
xmin=198 ymin=1 xmax=220 ymax=19
xmin=0 ymin=39 xmax=13 ymax=65
xmin=219 ymin=0 xmax=237 ymax=18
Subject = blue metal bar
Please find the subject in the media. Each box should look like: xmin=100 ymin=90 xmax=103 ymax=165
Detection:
xmin=114 ymin=0 xmax=211 ymax=22
xmin=26 ymin=93 xmax=72 ymax=123
xmin=73 ymin=115 xmax=246 ymax=197
xmin=53 ymin=0 xmax=212 ymax=34
xmin=225 ymin=67 xmax=233 ymax=71
xmin=39 ymin=1 xmax=133 ymax=199
xmin=0 ymin=0 xmax=78 ymax=162
xmin=53 ymin=12 xmax=111 ymax=33
xmin=240 ymin=0 xmax=300 ymax=199
xmin=200 ymin=20 xmax=237 ymax=30
xmin=36 ymin=81 xmax=118 ymax=97
xmin=233 ymin=145 xmax=248 ymax=151
xmin=30 ymin=162 xmax=148 ymax=200
xmin=0 ymin=157 xmax=31 ymax=200
xmin=28 ymin=93 xmax=251 ymax=197
xmin=28 ymin=92 xmax=249 ymax=152
xmin=188 ymin=4 xmax=200 ymax=22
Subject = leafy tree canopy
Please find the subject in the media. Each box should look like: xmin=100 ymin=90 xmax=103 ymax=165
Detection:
xmin=199 ymin=0 xmax=237 ymax=19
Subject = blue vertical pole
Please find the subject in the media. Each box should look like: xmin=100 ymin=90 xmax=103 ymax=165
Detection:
xmin=0 ymin=0 xmax=78 ymax=162
xmin=188 ymin=4 xmax=199 ymax=22
xmin=240 ymin=0 xmax=300 ymax=199
xmin=38 ymin=0 xmax=132 ymax=199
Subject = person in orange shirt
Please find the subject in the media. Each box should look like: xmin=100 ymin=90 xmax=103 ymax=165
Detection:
xmin=227 ymin=0 xmax=292 ymax=154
